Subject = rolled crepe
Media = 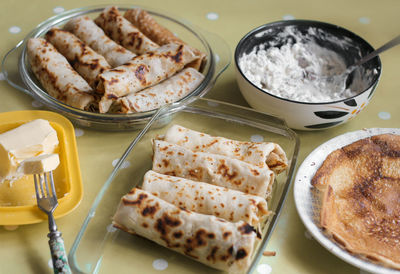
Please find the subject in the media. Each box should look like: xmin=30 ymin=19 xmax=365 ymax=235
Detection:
xmin=63 ymin=16 xmax=136 ymax=67
xmin=94 ymin=6 xmax=159 ymax=55
xmin=97 ymin=43 xmax=198 ymax=113
xmin=27 ymin=38 xmax=94 ymax=110
xmin=113 ymin=187 xmax=258 ymax=273
xmin=124 ymin=8 xmax=206 ymax=71
xmin=45 ymin=28 xmax=111 ymax=89
xmin=142 ymin=170 xmax=269 ymax=226
xmin=124 ymin=8 xmax=183 ymax=47
xmin=160 ymin=125 xmax=288 ymax=174
xmin=152 ymin=140 xmax=275 ymax=198
xmin=116 ymin=67 xmax=204 ymax=113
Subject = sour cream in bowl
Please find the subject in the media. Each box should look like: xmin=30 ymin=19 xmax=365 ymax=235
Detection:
xmin=234 ymin=20 xmax=381 ymax=130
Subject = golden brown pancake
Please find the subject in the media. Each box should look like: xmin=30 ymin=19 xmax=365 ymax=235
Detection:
xmin=312 ymin=134 xmax=400 ymax=269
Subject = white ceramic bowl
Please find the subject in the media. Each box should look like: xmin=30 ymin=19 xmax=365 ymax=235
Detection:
xmin=234 ymin=20 xmax=381 ymax=130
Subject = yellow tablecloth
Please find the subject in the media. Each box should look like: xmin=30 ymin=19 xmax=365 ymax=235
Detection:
xmin=0 ymin=0 xmax=399 ymax=273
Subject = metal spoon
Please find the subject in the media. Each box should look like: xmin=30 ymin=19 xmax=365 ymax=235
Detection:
xmin=344 ymin=35 xmax=400 ymax=77
xmin=308 ymin=34 xmax=400 ymax=88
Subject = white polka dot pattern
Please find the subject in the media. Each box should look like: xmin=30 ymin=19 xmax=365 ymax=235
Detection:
xmin=304 ymin=230 xmax=313 ymax=240
xmin=48 ymin=259 xmax=53 ymax=269
xmin=206 ymin=12 xmax=219 ymax=20
xmin=378 ymin=111 xmax=391 ymax=120
xmin=3 ymin=225 xmax=19 ymax=231
xmin=106 ymin=224 xmax=117 ymax=233
xmin=53 ymin=6 xmax=65 ymax=14
xmin=74 ymin=128 xmax=84 ymax=137
xmin=257 ymin=263 xmax=272 ymax=274
xmin=32 ymin=100 xmax=44 ymax=108
xmin=112 ymin=159 xmax=131 ymax=169
xmin=251 ymin=134 xmax=264 ymax=142
xmin=359 ymin=17 xmax=370 ymax=24
xmin=360 ymin=270 xmax=374 ymax=274
xmin=214 ymin=53 xmax=220 ymax=63
xmin=152 ymin=259 xmax=168 ymax=270
xmin=9 ymin=26 xmax=21 ymax=34
xmin=283 ymin=14 xmax=295 ymax=20
xmin=207 ymin=101 xmax=219 ymax=107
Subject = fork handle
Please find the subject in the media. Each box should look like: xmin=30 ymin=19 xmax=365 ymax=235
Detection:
xmin=48 ymin=231 xmax=72 ymax=274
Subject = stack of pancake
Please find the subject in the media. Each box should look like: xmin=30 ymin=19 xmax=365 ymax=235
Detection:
xmin=312 ymin=133 xmax=400 ymax=270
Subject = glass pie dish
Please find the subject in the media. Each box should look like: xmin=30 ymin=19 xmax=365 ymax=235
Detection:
xmin=1 ymin=4 xmax=230 ymax=131
xmin=68 ymin=97 xmax=300 ymax=273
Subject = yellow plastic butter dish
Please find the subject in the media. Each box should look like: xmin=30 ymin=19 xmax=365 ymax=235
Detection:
xmin=0 ymin=110 xmax=83 ymax=225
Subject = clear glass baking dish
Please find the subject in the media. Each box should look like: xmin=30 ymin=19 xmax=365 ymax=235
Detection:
xmin=1 ymin=5 xmax=230 ymax=131
xmin=68 ymin=97 xmax=300 ymax=274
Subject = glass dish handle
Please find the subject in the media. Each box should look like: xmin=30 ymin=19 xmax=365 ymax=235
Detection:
xmin=1 ymin=39 xmax=33 ymax=97
xmin=193 ymin=27 xmax=231 ymax=98
xmin=205 ymin=29 xmax=231 ymax=85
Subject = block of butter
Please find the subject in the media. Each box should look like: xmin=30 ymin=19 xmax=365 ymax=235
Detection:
xmin=0 ymin=119 xmax=59 ymax=182
xmin=19 ymin=154 xmax=60 ymax=175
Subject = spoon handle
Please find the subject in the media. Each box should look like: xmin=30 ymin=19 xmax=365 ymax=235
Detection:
xmin=353 ymin=35 xmax=400 ymax=67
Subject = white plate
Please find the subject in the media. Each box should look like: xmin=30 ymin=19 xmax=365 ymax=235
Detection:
xmin=294 ymin=128 xmax=400 ymax=274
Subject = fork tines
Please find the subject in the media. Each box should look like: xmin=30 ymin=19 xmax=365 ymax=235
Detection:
xmin=33 ymin=171 xmax=58 ymax=211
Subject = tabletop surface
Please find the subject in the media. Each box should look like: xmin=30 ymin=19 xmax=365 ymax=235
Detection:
xmin=1 ymin=0 xmax=399 ymax=273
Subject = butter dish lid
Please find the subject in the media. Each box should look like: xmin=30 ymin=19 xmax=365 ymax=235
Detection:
xmin=0 ymin=110 xmax=83 ymax=225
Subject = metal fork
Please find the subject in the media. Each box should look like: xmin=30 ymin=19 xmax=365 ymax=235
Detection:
xmin=34 ymin=172 xmax=72 ymax=274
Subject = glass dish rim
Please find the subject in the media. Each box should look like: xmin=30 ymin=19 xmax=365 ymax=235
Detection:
xmin=68 ymin=96 xmax=300 ymax=274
